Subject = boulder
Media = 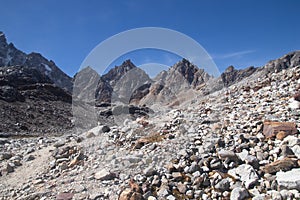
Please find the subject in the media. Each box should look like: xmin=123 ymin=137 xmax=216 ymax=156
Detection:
xmin=276 ymin=168 xmax=300 ymax=190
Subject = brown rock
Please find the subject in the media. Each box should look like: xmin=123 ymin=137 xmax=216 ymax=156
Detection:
xmin=294 ymin=93 xmax=300 ymax=102
xmin=177 ymin=182 xmax=187 ymax=193
xmin=172 ymin=172 xmax=183 ymax=181
xmin=129 ymin=179 xmax=142 ymax=193
xmin=263 ymin=121 xmax=298 ymax=140
xmin=56 ymin=192 xmax=74 ymax=200
xmin=262 ymin=157 xmax=298 ymax=174
xmin=85 ymin=132 xmax=95 ymax=138
xmin=118 ymin=188 xmax=143 ymax=200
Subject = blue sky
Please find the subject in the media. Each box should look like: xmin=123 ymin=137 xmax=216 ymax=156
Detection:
xmin=0 ymin=0 xmax=299 ymax=77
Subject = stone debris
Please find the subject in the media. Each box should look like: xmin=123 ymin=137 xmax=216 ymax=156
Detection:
xmin=0 ymin=61 xmax=300 ymax=199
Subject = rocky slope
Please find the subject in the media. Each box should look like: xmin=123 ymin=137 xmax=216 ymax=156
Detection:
xmin=0 ymin=66 xmax=72 ymax=135
xmin=0 ymin=32 xmax=73 ymax=135
xmin=0 ymin=51 xmax=299 ymax=200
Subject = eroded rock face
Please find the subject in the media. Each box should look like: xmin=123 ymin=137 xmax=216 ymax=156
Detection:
xmin=221 ymin=65 xmax=257 ymax=87
xmin=0 ymin=33 xmax=73 ymax=135
xmin=0 ymin=32 xmax=72 ymax=92
xmin=265 ymin=51 xmax=300 ymax=73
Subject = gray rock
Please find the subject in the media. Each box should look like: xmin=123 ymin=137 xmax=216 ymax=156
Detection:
xmin=230 ymin=187 xmax=249 ymax=200
xmin=23 ymin=155 xmax=35 ymax=162
xmin=244 ymin=155 xmax=259 ymax=169
xmin=237 ymin=150 xmax=249 ymax=161
xmin=279 ymin=190 xmax=294 ymax=200
xmin=0 ymin=152 xmax=12 ymax=160
xmin=94 ymin=169 xmax=116 ymax=181
xmin=54 ymin=140 xmax=65 ymax=148
xmin=177 ymin=182 xmax=187 ymax=193
xmin=6 ymin=163 xmax=14 ymax=173
xmin=276 ymin=168 xmax=300 ymax=190
xmin=101 ymin=125 xmax=110 ymax=133
xmin=280 ymin=145 xmax=294 ymax=157
xmin=143 ymin=166 xmax=156 ymax=176
xmin=228 ymin=164 xmax=259 ymax=189
xmin=215 ymin=178 xmax=230 ymax=192
xmin=157 ymin=185 xmax=169 ymax=197
xmin=25 ymin=147 xmax=35 ymax=154
xmin=218 ymin=150 xmax=239 ymax=162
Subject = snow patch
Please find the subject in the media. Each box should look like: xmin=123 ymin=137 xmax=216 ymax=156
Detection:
xmin=5 ymin=48 xmax=13 ymax=65
xmin=42 ymin=63 xmax=52 ymax=76
xmin=43 ymin=63 xmax=52 ymax=72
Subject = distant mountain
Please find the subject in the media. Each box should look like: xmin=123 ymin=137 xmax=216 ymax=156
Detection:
xmin=1 ymin=31 xmax=299 ymax=134
xmin=219 ymin=51 xmax=300 ymax=88
xmin=93 ymin=51 xmax=300 ymax=107
xmin=134 ymin=58 xmax=212 ymax=106
xmin=95 ymin=60 xmax=152 ymax=103
xmin=0 ymin=32 xmax=72 ymax=92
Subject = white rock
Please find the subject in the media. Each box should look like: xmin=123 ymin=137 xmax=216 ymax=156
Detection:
xmin=94 ymin=169 xmax=115 ymax=180
xmin=237 ymin=149 xmax=249 ymax=161
xmin=282 ymin=135 xmax=299 ymax=147
xmin=230 ymin=187 xmax=249 ymax=200
xmin=291 ymin=145 xmax=300 ymax=159
xmin=288 ymin=99 xmax=300 ymax=109
xmin=166 ymin=195 xmax=176 ymax=200
xmin=228 ymin=164 xmax=259 ymax=189
xmin=276 ymin=168 xmax=300 ymax=190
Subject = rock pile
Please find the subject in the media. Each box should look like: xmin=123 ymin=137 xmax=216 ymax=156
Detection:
xmin=0 ymin=64 xmax=299 ymax=199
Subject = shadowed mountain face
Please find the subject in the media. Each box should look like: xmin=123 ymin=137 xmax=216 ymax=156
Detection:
xmin=0 ymin=32 xmax=72 ymax=92
xmin=0 ymin=32 xmax=73 ymax=136
xmin=0 ymin=66 xmax=72 ymax=135
xmin=216 ymin=51 xmax=300 ymax=88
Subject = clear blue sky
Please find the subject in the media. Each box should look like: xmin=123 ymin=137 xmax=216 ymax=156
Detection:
xmin=0 ymin=0 xmax=299 ymax=76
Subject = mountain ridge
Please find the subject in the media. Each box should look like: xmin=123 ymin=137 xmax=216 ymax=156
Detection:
xmin=0 ymin=31 xmax=299 ymax=134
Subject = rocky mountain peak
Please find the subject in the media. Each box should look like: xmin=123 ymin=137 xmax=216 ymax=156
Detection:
xmin=0 ymin=32 xmax=72 ymax=92
xmin=168 ymin=58 xmax=210 ymax=86
xmin=225 ymin=65 xmax=235 ymax=73
xmin=0 ymin=31 xmax=7 ymax=43
xmin=102 ymin=59 xmax=137 ymax=86
xmin=265 ymin=50 xmax=300 ymax=72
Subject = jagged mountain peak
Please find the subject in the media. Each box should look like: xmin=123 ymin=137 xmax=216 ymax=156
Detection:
xmin=166 ymin=58 xmax=210 ymax=86
xmin=0 ymin=32 xmax=72 ymax=92
xmin=102 ymin=59 xmax=137 ymax=85
xmin=225 ymin=65 xmax=235 ymax=73
xmin=265 ymin=50 xmax=300 ymax=72
xmin=0 ymin=31 xmax=6 ymax=42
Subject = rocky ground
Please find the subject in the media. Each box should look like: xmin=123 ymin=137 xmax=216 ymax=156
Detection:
xmin=0 ymin=65 xmax=300 ymax=200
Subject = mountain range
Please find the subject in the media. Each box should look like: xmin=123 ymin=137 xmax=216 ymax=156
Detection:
xmin=0 ymin=31 xmax=299 ymax=135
